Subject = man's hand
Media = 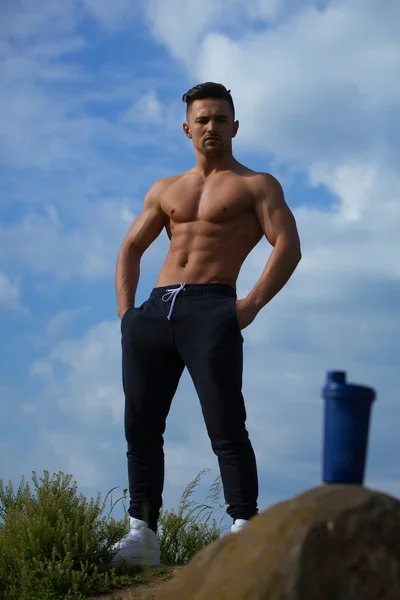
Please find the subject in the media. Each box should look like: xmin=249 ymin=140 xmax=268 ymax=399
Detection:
xmin=235 ymin=299 xmax=259 ymax=330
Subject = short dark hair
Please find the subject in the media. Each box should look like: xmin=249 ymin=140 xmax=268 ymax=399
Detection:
xmin=182 ymin=82 xmax=235 ymax=120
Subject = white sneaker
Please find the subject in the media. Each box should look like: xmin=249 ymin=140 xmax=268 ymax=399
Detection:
xmin=111 ymin=517 xmax=160 ymax=566
xmin=231 ymin=518 xmax=249 ymax=533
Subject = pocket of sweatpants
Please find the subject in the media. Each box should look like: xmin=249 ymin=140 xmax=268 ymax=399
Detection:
xmin=120 ymin=306 xmax=137 ymax=330
xmin=121 ymin=298 xmax=152 ymax=330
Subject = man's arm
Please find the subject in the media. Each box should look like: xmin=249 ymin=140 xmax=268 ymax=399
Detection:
xmin=115 ymin=181 xmax=165 ymax=319
xmin=245 ymin=173 xmax=301 ymax=312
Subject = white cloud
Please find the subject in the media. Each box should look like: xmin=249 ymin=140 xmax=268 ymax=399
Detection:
xmin=43 ymin=432 xmax=107 ymax=489
xmin=28 ymin=307 xmax=89 ymax=349
xmin=194 ymin=2 xmax=400 ymax=165
xmin=164 ymin=441 xmax=215 ymax=487
xmin=0 ymin=195 xmax=171 ymax=285
xmin=0 ymin=200 xmax=136 ymax=280
xmin=248 ymin=0 xmax=287 ymax=20
xmin=143 ymin=0 xmax=286 ymax=61
xmin=0 ymin=0 xmax=80 ymax=41
xmin=43 ymin=308 xmax=89 ymax=339
xmin=309 ymin=161 xmax=400 ymax=231
xmin=124 ymin=90 xmax=163 ymax=124
xmin=0 ymin=5 xmax=90 ymax=170
xmin=31 ymin=320 xmax=124 ymax=424
xmin=0 ymin=272 xmax=21 ymax=309
xmin=142 ymin=0 xmax=400 ymax=173
xmin=0 ymin=2 xmax=169 ymax=172
xmin=0 ymin=80 xmax=155 ymax=170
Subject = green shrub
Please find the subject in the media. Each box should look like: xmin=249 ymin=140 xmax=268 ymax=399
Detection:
xmin=0 ymin=470 xmax=134 ymax=600
xmin=0 ymin=468 xmax=226 ymax=599
xmin=158 ymin=469 xmax=225 ymax=565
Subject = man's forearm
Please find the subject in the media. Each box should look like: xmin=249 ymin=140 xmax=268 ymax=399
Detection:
xmin=245 ymin=240 xmax=301 ymax=312
xmin=115 ymin=246 xmax=140 ymax=319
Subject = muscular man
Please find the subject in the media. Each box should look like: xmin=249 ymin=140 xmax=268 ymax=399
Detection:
xmin=112 ymin=82 xmax=301 ymax=566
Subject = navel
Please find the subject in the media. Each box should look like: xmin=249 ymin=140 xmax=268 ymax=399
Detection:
xmin=222 ymin=206 xmax=227 ymax=211
xmin=171 ymin=208 xmax=175 ymax=214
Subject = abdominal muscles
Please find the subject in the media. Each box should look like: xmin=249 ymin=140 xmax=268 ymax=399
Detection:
xmin=156 ymin=216 xmax=263 ymax=287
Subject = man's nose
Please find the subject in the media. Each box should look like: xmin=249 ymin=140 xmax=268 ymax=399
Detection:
xmin=206 ymin=121 xmax=218 ymax=132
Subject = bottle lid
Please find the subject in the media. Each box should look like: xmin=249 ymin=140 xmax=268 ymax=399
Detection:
xmin=323 ymin=370 xmax=376 ymax=403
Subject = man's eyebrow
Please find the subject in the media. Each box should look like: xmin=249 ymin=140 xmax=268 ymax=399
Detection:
xmin=195 ymin=114 xmax=229 ymax=120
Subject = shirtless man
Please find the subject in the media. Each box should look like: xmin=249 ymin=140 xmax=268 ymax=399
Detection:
xmin=112 ymin=82 xmax=301 ymax=566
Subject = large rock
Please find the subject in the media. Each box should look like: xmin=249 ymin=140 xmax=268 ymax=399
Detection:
xmin=156 ymin=485 xmax=400 ymax=600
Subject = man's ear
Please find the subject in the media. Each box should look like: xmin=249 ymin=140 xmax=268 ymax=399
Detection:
xmin=183 ymin=122 xmax=192 ymax=139
xmin=232 ymin=120 xmax=239 ymax=138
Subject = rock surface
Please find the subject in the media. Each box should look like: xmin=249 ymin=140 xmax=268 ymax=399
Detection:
xmin=156 ymin=485 xmax=400 ymax=600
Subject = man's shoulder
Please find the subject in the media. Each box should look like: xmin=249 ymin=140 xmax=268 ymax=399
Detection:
xmin=239 ymin=168 xmax=282 ymax=197
xmin=245 ymin=169 xmax=280 ymax=184
xmin=245 ymin=171 xmax=282 ymax=193
xmin=234 ymin=163 xmax=279 ymax=185
xmin=149 ymin=173 xmax=187 ymax=194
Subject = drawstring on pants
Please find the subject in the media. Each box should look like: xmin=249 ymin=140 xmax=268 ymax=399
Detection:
xmin=162 ymin=282 xmax=186 ymax=320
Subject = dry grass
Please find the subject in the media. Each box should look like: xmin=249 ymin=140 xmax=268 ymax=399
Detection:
xmin=88 ymin=566 xmax=183 ymax=600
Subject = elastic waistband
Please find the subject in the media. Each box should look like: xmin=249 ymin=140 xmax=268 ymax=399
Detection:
xmin=150 ymin=283 xmax=237 ymax=299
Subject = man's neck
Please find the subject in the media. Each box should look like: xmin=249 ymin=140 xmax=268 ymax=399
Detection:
xmin=193 ymin=151 xmax=238 ymax=177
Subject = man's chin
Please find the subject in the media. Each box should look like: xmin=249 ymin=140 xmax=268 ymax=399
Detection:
xmin=202 ymin=145 xmax=223 ymax=155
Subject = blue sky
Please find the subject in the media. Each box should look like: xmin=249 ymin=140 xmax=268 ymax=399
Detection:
xmin=1 ymin=0 xmax=400 ymax=527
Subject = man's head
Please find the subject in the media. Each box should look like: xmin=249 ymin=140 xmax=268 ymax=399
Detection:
xmin=182 ymin=82 xmax=239 ymax=157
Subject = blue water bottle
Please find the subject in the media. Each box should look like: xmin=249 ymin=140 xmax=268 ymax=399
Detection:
xmin=322 ymin=371 xmax=376 ymax=484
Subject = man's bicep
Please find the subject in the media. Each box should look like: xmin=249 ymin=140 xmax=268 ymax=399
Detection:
xmin=120 ymin=183 xmax=166 ymax=257
xmin=254 ymin=174 xmax=300 ymax=249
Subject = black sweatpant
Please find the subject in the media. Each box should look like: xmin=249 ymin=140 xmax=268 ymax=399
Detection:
xmin=121 ymin=283 xmax=259 ymax=532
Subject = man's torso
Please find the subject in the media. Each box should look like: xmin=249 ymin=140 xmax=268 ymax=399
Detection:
xmin=156 ymin=165 xmax=266 ymax=287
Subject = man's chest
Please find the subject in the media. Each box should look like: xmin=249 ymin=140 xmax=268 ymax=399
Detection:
xmin=160 ymin=178 xmax=253 ymax=224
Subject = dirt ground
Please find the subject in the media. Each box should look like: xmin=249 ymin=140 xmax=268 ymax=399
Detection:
xmin=88 ymin=565 xmax=183 ymax=600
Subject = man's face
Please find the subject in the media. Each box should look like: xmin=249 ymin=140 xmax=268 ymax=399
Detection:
xmin=184 ymin=98 xmax=238 ymax=155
